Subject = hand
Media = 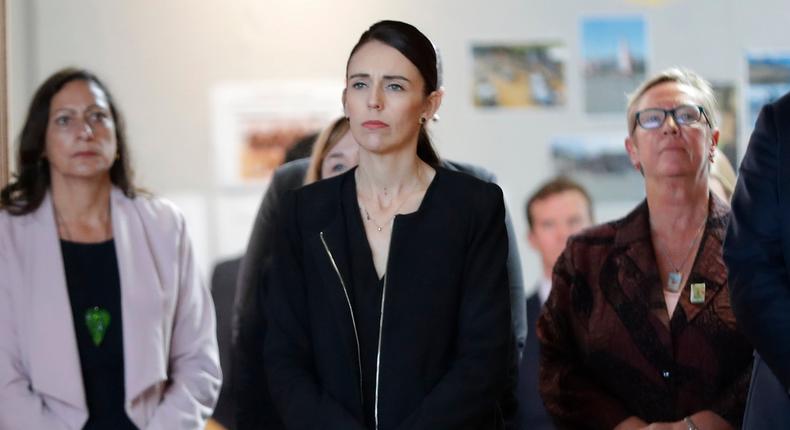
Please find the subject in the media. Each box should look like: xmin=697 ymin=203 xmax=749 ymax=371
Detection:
xmin=614 ymin=416 xmax=648 ymax=430
xmin=638 ymin=421 xmax=686 ymax=430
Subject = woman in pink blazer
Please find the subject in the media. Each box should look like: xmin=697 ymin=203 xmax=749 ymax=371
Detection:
xmin=0 ymin=68 xmax=221 ymax=429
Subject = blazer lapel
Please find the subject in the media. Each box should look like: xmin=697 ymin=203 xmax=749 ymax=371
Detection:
xmin=110 ymin=190 xmax=168 ymax=413
xmin=616 ymin=202 xmax=663 ymax=311
xmin=608 ymin=202 xmax=677 ymax=369
xmin=676 ymin=195 xmax=729 ymax=324
xmin=28 ymin=193 xmax=87 ymax=416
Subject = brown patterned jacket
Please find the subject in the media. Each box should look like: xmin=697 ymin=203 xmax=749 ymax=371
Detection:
xmin=537 ymin=195 xmax=752 ymax=429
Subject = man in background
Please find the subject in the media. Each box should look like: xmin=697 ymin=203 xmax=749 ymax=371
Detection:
xmin=517 ymin=177 xmax=593 ymax=429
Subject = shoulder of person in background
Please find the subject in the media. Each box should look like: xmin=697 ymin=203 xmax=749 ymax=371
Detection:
xmin=442 ymin=159 xmax=497 ymax=183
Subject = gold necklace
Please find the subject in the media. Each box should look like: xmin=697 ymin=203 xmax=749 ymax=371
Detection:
xmin=360 ymin=199 xmax=412 ymax=232
xmin=653 ymin=217 xmax=707 ymax=292
xmin=356 ymin=166 xmax=424 ymax=233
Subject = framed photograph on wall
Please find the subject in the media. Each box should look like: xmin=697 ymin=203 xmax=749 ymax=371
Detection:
xmin=746 ymin=52 xmax=790 ymax=130
xmin=551 ymin=133 xmax=644 ymax=202
xmin=211 ymin=80 xmax=343 ymax=187
xmin=711 ymin=83 xmax=738 ymax=166
xmin=470 ymin=42 xmax=567 ymax=108
xmin=580 ymin=16 xmax=647 ymax=114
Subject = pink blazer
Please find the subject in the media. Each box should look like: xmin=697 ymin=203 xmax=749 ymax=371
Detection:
xmin=0 ymin=188 xmax=222 ymax=429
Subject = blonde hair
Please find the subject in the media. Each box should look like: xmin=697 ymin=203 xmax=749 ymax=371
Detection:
xmin=710 ymin=147 xmax=737 ymax=201
xmin=626 ymin=67 xmax=719 ymax=134
xmin=304 ymin=117 xmax=351 ymax=185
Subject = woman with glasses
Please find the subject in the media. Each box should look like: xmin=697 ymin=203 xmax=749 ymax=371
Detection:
xmin=537 ymin=68 xmax=752 ymax=430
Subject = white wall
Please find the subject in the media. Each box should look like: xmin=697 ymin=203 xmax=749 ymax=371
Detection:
xmin=8 ymin=0 xmax=790 ymax=292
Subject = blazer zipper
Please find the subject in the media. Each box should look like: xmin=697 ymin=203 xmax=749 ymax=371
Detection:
xmin=319 ymin=231 xmax=365 ymax=408
xmin=374 ymin=221 xmax=394 ymax=430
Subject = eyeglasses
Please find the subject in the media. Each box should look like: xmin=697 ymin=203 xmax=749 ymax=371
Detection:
xmin=633 ymin=104 xmax=710 ymax=131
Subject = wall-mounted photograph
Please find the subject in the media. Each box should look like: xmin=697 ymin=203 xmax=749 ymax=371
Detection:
xmin=711 ymin=83 xmax=738 ymax=166
xmin=211 ymin=80 xmax=343 ymax=186
xmin=581 ymin=16 xmax=647 ymax=114
xmin=747 ymin=52 xmax=790 ymax=130
xmin=471 ymin=42 xmax=567 ymax=108
xmin=551 ymin=133 xmax=644 ymax=202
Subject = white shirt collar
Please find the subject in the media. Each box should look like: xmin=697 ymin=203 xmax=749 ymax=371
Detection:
xmin=537 ymin=276 xmax=552 ymax=305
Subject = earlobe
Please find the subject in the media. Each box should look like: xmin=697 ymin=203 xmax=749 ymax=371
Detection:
xmin=425 ymin=89 xmax=443 ymax=119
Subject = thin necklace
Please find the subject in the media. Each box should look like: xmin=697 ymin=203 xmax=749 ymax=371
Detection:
xmin=653 ymin=217 xmax=707 ymax=292
xmin=360 ymin=200 xmax=411 ymax=232
xmin=54 ymin=205 xmax=112 ymax=242
xmin=356 ymin=166 xmax=424 ymax=233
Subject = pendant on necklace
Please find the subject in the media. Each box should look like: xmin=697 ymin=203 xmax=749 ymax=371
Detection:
xmin=376 ymin=226 xmax=382 ymax=232
xmin=667 ymin=271 xmax=683 ymax=292
xmin=85 ymin=306 xmax=111 ymax=346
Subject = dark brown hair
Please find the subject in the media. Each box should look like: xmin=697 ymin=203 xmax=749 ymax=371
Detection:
xmin=347 ymin=20 xmax=440 ymax=166
xmin=525 ymin=176 xmax=593 ymax=229
xmin=0 ymin=68 xmax=136 ymax=215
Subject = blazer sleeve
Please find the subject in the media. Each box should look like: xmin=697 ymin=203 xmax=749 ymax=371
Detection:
xmin=263 ymin=192 xmax=367 ymax=430
xmin=446 ymin=160 xmax=527 ymax=357
xmin=0 ymin=234 xmax=70 ymax=430
xmin=537 ymin=244 xmax=631 ymax=430
xmin=145 ymin=211 xmax=222 ymax=430
xmin=724 ymin=99 xmax=790 ymax=391
xmin=232 ymin=170 xmax=288 ymax=429
xmin=395 ymin=183 xmax=512 ymax=429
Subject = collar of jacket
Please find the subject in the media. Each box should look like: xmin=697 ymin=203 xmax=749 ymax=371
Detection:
xmin=610 ymin=192 xmax=730 ymax=324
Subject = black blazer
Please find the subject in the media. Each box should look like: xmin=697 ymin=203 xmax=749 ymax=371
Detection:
xmin=210 ymin=257 xmax=242 ymax=429
xmin=264 ymin=166 xmax=512 ymax=429
xmin=232 ymin=160 xmax=308 ymax=429
xmin=232 ymin=158 xmax=526 ymax=429
xmin=725 ymin=92 xmax=790 ymax=392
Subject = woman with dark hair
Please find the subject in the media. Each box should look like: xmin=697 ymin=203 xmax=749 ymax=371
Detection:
xmin=0 ymin=68 xmax=221 ymax=429
xmin=263 ymin=21 xmax=512 ymax=429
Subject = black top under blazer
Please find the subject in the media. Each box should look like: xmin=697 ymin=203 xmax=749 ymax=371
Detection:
xmin=264 ymin=166 xmax=512 ymax=430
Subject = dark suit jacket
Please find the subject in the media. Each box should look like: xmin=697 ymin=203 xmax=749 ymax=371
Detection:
xmin=516 ymin=292 xmax=553 ymax=429
xmin=265 ymin=167 xmax=511 ymax=429
xmin=538 ymin=197 xmax=752 ymax=429
xmin=724 ymin=91 xmax=790 ymax=426
xmin=232 ymin=158 xmax=525 ymax=429
xmin=211 ymin=257 xmax=242 ymax=430
xmin=232 ymin=160 xmax=308 ymax=430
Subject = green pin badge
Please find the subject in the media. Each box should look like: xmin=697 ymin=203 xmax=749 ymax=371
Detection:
xmin=690 ymin=283 xmax=706 ymax=304
xmin=85 ymin=307 xmax=111 ymax=346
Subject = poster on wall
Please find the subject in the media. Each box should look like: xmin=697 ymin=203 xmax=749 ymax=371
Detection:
xmin=551 ymin=133 xmax=644 ymax=202
xmin=470 ymin=43 xmax=567 ymax=108
xmin=581 ymin=16 xmax=647 ymax=114
xmin=711 ymin=83 xmax=738 ymax=166
xmin=211 ymin=80 xmax=344 ymax=186
xmin=747 ymin=52 xmax=790 ymax=130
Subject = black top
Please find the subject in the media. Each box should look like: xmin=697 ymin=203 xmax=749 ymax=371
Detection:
xmin=346 ymin=203 xmax=386 ymax=429
xmin=61 ymin=239 xmax=137 ymax=430
xmin=265 ymin=166 xmax=511 ymax=429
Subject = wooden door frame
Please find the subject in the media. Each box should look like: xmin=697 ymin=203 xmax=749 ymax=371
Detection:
xmin=0 ymin=0 xmax=8 ymax=188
